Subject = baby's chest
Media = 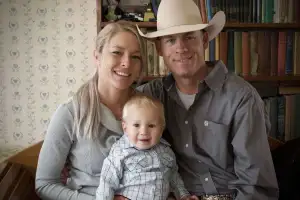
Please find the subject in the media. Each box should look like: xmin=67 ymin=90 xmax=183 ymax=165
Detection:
xmin=124 ymin=150 xmax=174 ymax=172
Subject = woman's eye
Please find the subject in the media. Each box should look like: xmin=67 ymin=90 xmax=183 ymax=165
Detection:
xmin=133 ymin=123 xmax=140 ymax=127
xmin=112 ymin=51 xmax=121 ymax=55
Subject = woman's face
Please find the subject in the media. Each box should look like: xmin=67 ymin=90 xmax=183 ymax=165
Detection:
xmin=96 ymin=31 xmax=142 ymax=90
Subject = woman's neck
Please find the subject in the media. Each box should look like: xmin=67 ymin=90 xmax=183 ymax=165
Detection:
xmin=97 ymin=81 xmax=133 ymax=119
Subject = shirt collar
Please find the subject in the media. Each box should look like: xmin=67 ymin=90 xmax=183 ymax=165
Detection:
xmin=162 ymin=60 xmax=228 ymax=92
xmin=122 ymin=134 xmax=171 ymax=150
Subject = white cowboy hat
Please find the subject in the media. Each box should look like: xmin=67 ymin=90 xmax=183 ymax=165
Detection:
xmin=137 ymin=0 xmax=226 ymax=41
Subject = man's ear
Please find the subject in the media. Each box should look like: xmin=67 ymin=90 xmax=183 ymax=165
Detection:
xmin=203 ymin=31 xmax=209 ymax=50
xmin=154 ymin=39 xmax=163 ymax=56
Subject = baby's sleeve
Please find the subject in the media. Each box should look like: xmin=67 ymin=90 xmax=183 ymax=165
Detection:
xmin=167 ymin=147 xmax=190 ymax=200
xmin=96 ymin=144 xmax=123 ymax=200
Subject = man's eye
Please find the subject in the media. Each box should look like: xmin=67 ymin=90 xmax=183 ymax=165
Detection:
xmin=131 ymin=55 xmax=141 ymax=60
xmin=133 ymin=123 xmax=140 ymax=127
xmin=166 ymin=38 xmax=175 ymax=44
xmin=186 ymin=36 xmax=195 ymax=40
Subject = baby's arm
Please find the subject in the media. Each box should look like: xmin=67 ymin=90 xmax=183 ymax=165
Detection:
xmin=168 ymin=148 xmax=198 ymax=200
xmin=96 ymin=145 xmax=123 ymax=200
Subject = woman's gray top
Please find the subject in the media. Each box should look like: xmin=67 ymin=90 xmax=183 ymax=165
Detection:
xmin=35 ymin=99 xmax=123 ymax=200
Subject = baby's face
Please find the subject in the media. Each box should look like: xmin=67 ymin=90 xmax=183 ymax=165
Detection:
xmin=122 ymin=106 xmax=163 ymax=150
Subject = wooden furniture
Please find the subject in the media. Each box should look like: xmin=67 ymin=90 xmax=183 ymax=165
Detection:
xmin=0 ymin=142 xmax=42 ymax=200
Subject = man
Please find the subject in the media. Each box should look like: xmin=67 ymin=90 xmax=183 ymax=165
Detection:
xmin=137 ymin=0 xmax=279 ymax=199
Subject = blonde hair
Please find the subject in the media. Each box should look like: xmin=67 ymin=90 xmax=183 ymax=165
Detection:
xmin=72 ymin=21 xmax=147 ymax=139
xmin=122 ymin=95 xmax=166 ymax=128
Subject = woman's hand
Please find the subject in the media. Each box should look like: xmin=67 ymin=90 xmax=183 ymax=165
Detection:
xmin=114 ymin=195 xmax=129 ymax=200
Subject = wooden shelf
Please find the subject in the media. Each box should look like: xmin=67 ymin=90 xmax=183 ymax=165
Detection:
xmin=224 ymin=23 xmax=300 ymax=30
xmin=141 ymin=75 xmax=300 ymax=84
xmin=100 ymin=22 xmax=300 ymax=30
xmin=101 ymin=21 xmax=157 ymax=28
xmin=241 ymin=75 xmax=300 ymax=82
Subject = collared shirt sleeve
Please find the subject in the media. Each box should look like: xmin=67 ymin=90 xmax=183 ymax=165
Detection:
xmin=228 ymin=89 xmax=279 ymax=200
xmin=96 ymin=144 xmax=123 ymax=200
xmin=35 ymin=104 xmax=94 ymax=200
xmin=167 ymin=148 xmax=190 ymax=199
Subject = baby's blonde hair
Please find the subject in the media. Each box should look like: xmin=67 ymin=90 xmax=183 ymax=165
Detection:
xmin=122 ymin=95 xmax=165 ymax=128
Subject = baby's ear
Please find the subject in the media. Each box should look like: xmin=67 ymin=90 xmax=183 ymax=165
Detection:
xmin=121 ymin=120 xmax=127 ymax=132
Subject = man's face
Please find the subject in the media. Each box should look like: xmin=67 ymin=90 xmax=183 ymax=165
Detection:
xmin=157 ymin=31 xmax=208 ymax=78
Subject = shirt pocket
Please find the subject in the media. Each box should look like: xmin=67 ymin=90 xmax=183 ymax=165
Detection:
xmin=124 ymin=154 xmax=148 ymax=172
xmin=199 ymin=120 xmax=230 ymax=168
xmin=160 ymin=152 xmax=174 ymax=169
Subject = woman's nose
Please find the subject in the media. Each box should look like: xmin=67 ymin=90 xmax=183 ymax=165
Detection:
xmin=121 ymin=56 xmax=130 ymax=68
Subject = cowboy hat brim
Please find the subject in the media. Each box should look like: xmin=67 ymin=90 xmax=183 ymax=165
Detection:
xmin=137 ymin=11 xmax=226 ymax=41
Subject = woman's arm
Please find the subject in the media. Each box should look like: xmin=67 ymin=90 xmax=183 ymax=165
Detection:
xmin=35 ymin=103 xmax=94 ymax=200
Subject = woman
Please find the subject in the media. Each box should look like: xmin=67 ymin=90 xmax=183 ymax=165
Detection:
xmin=35 ymin=21 xmax=146 ymax=200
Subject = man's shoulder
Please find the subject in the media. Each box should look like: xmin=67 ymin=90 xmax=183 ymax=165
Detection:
xmin=136 ymin=78 xmax=164 ymax=98
xmin=224 ymin=72 xmax=258 ymax=96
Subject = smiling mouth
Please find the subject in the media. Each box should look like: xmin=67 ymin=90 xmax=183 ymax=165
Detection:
xmin=174 ymin=56 xmax=192 ymax=63
xmin=114 ymin=71 xmax=131 ymax=77
xmin=139 ymin=138 xmax=151 ymax=143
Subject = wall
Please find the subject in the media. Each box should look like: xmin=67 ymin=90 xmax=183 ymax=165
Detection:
xmin=0 ymin=0 xmax=97 ymax=156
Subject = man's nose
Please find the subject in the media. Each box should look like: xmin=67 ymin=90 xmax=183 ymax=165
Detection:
xmin=175 ymin=39 xmax=188 ymax=53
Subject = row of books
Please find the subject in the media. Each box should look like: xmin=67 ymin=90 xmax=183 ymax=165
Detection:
xmin=264 ymin=93 xmax=300 ymax=142
xmin=206 ymin=31 xmax=300 ymax=76
xmin=204 ymin=0 xmax=300 ymax=23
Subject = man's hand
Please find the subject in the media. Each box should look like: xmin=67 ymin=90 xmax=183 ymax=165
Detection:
xmin=181 ymin=195 xmax=199 ymax=200
xmin=113 ymin=195 xmax=129 ymax=200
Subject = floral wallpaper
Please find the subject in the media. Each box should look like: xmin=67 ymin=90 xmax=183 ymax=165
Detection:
xmin=0 ymin=0 xmax=96 ymax=160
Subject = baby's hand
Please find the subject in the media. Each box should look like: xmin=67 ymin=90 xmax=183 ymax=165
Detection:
xmin=114 ymin=195 xmax=129 ymax=200
xmin=181 ymin=195 xmax=199 ymax=200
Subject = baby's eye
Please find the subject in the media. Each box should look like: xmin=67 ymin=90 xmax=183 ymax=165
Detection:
xmin=133 ymin=123 xmax=140 ymax=127
xmin=148 ymin=124 xmax=156 ymax=128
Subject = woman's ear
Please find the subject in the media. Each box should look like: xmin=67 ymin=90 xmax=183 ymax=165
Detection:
xmin=94 ymin=50 xmax=101 ymax=66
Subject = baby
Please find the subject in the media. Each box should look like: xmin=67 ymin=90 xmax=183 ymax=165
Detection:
xmin=96 ymin=95 xmax=198 ymax=200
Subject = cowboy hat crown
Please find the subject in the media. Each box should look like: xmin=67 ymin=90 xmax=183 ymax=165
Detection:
xmin=137 ymin=0 xmax=226 ymax=41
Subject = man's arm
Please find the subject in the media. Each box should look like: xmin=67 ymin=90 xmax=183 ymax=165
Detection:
xmin=96 ymin=147 xmax=123 ymax=200
xmin=228 ymin=89 xmax=279 ymax=200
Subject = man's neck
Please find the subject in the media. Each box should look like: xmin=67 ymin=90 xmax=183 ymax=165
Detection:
xmin=174 ymin=64 xmax=209 ymax=95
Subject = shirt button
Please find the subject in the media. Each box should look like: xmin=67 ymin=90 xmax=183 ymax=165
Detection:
xmin=204 ymin=120 xmax=208 ymax=126
xmin=185 ymin=144 xmax=188 ymax=148
xmin=204 ymin=177 xmax=208 ymax=181
xmin=185 ymin=120 xmax=188 ymax=124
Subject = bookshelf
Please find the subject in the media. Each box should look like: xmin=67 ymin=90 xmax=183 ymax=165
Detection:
xmin=100 ymin=21 xmax=300 ymax=30
xmin=97 ymin=0 xmax=300 ymax=143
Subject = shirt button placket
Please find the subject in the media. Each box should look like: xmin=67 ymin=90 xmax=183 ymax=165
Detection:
xmin=184 ymin=120 xmax=189 ymax=149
